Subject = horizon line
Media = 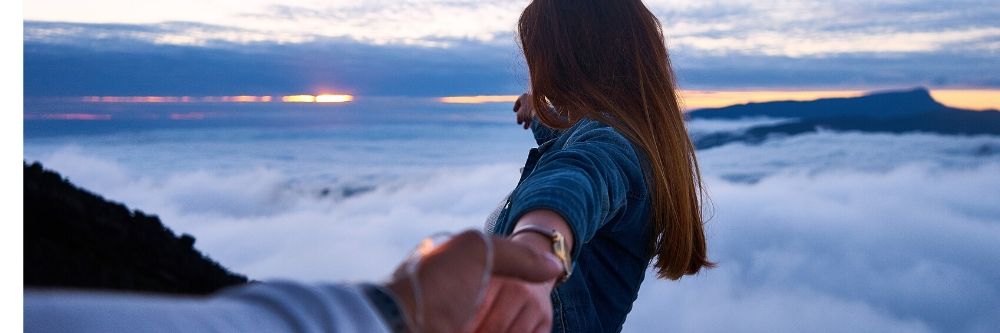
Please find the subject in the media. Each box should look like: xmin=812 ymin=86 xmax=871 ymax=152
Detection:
xmin=438 ymin=89 xmax=1000 ymax=111
xmin=23 ymin=88 xmax=1000 ymax=112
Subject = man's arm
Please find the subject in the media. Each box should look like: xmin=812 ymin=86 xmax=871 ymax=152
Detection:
xmin=24 ymin=282 xmax=388 ymax=332
xmin=26 ymin=231 xmax=564 ymax=333
xmin=25 ymin=282 xmax=392 ymax=333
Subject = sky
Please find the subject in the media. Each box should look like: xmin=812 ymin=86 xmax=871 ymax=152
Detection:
xmin=22 ymin=0 xmax=1000 ymax=105
xmin=20 ymin=2 xmax=1000 ymax=330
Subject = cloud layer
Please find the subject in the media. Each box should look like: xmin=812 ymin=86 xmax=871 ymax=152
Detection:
xmin=626 ymin=163 xmax=1000 ymax=332
xmin=24 ymin=123 xmax=1000 ymax=332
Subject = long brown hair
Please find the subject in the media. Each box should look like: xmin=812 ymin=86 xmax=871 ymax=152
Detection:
xmin=518 ymin=0 xmax=713 ymax=280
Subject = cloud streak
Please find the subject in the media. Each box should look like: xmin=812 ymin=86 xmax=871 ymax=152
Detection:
xmin=23 ymin=27 xmax=526 ymax=96
xmin=25 ymin=0 xmax=1000 ymax=56
xmin=649 ymin=0 xmax=1000 ymax=56
xmin=23 ymin=21 xmax=1000 ymax=97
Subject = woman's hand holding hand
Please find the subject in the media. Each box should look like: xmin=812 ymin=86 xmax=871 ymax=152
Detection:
xmin=514 ymin=93 xmax=536 ymax=130
xmin=470 ymin=277 xmax=554 ymax=333
xmin=469 ymin=209 xmax=574 ymax=333
xmin=384 ymin=230 xmax=563 ymax=333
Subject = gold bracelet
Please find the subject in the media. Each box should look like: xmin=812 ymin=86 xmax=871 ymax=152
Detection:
xmin=510 ymin=225 xmax=573 ymax=283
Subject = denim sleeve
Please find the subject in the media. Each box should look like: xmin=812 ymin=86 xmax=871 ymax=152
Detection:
xmin=506 ymin=127 xmax=638 ymax=262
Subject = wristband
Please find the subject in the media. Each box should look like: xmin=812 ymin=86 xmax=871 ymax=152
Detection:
xmin=510 ymin=225 xmax=573 ymax=283
xmin=362 ymin=283 xmax=409 ymax=333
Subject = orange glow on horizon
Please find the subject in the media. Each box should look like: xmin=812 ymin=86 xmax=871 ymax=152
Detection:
xmin=678 ymin=90 xmax=868 ymax=110
xmin=440 ymin=95 xmax=520 ymax=104
xmin=78 ymin=95 xmax=354 ymax=104
xmin=82 ymin=96 xmax=275 ymax=103
xmin=281 ymin=94 xmax=354 ymax=103
xmin=281 ymin=95 xmax=317 ymax=103
xmin=203 ymin=96 xmax=272 ymax=103
xmin=169 ymin=112 xmax=207 ymax=120
xmin=83 ymin=96 xmax=186 ymax=103
xmin=928 ymin=90 xmax=1000 ymax=111
xmin=65 ymin=89 xmax=1000 ymax=110
xmin=315 ymin=94 xmax=355 ymax=103
xmin=439 ymin=89 xmax=1000 ymax=111
xmin=32 ymin=113 xmax=113 ymax=120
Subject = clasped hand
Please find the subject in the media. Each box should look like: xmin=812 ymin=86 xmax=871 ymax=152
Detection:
xmin=384 ymin=230 xmax=560 ymax=333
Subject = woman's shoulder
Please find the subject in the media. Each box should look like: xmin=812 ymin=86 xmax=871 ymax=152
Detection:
xmin=562 ymin=118 xmax=636 ymax=154
xmin=558 ymin=117 xmax=650 ymax=195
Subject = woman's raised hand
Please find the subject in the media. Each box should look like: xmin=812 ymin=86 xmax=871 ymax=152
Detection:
xmin=514 ymin=93 xmax=536 ymax=130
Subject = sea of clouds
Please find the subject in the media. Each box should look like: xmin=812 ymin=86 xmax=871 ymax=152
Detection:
xmin=24 ymin=121 xmax=1000 ymax=332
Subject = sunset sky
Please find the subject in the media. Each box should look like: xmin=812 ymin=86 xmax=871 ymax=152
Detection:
xmin=23 ymin=0 xmax=1000 ymax=109
xmin=18 ymin=3 xmax=1000 ymax=331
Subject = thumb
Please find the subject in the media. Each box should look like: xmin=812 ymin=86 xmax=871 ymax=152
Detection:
xmin=489 ymin=237 xmax=564 ymax=283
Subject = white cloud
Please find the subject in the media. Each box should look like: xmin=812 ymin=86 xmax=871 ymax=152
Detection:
xmin=32 ymin=146 xmax=523 ymax=281
xmin=687 ymin=117 xmax=795 ymax=135
xmin=693 ymin=130 xmax=1000 ymax=180
xmin=673 ymin=28 xmax=1000 ymax=57
xmin=26 ymin=128 xmax=1000 ymax=332
xmin=626 ymin=162 xmax=1000 ymax=332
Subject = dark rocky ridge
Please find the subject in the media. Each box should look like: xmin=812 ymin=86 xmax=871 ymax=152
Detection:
xmin=689 ymin=88 xmax=1000 ymax=149
xmin=24 ymin=162 xmax=248 ymax=295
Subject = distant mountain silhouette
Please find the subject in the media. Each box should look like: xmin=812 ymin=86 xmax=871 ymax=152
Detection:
xmin=24 ymin=162 xmax=248 ymax=295
xmin=688 ymin=88 xmax=1000 ymax=149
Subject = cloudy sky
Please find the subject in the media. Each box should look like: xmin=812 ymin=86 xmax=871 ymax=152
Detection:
xmin=23 ymin=0 xmax=1000 ymax=98
xmin=21 ymin=2 xmax=1000 ymax=330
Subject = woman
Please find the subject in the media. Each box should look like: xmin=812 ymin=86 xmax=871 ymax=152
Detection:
xmin=477 ymin=0 xmax=713 ymax=332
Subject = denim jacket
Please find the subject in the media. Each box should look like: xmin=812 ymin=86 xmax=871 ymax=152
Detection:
xmin=489 ymin=115 xmax=653 ymax=332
